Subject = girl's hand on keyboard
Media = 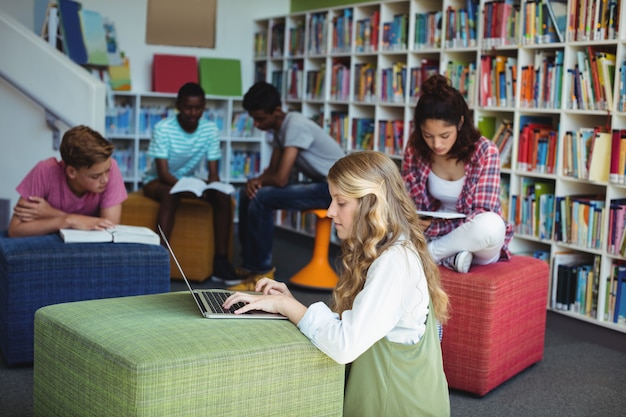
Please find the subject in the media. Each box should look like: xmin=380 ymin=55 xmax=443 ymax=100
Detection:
xmin=223 ymin=290 xmax=307 ymax=323
xmin=256 ymin=278 xmax=292 ymax=297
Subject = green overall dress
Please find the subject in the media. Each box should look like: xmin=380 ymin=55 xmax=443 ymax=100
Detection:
xmin=343 ymin=302 xmax=450 ymax=417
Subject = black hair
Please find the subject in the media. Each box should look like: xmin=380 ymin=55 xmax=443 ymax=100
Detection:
xmin=242 ymin=81 xmax=282 ymax=113
xmin=177 ymin=82 xmax=206 ymax=102
xmin=408 ymin=74 xmax=480 ymax=163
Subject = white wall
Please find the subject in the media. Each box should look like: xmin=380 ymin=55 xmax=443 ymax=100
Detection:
xmin=0 ymin=0 xmax=288 ymax=213
xmin=79 ymin=0 xmax=289 ymax=91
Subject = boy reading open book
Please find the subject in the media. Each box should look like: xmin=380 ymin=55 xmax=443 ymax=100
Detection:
xmin=8 ymin=125 xmax=127 ymax=238
xmin=141 ymin=82 xmax=239 ymax=284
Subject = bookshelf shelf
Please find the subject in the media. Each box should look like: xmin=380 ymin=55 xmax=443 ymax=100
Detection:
xmin=105 ymin=92 xmax=269 ymax=194
xmin=253 ymin=0 xmax=626 ymax=333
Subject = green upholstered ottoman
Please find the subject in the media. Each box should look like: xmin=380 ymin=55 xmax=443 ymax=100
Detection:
xmin=33 ymin=292 xmax=344 ymax=417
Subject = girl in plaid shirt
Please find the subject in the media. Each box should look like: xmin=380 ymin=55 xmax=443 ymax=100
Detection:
xmin=401 ymin=74 xmax=513 ymax=273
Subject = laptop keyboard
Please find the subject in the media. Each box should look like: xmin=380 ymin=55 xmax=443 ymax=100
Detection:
xmin=201 ymin=291 xmax=246 ymax=314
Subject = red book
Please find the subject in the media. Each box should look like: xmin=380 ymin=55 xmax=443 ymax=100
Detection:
xmin=547 ymin=131 xmax=558 ymax=174
xmin=610 ymin=129 xmax=621 ymax=183
xmin=152 ymin=54 xmax=198 ymax=93
xmin=518 ymin=123 xmax=552 ymax=171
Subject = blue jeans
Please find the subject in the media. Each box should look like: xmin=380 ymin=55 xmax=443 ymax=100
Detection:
xmin=238 ymin=181 xmax=331 ymax=273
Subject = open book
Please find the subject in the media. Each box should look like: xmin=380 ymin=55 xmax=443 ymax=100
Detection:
xmin=416 ymin=210 xmax=466 ymax=219
xmin=169 ymin=177 xmax=235 ymax=197
xmin=59 ymin=225 xmax=160 ymax=245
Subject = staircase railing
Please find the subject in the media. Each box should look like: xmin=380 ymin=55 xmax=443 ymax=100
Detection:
xmin=0 ymin=10 xmax=105 ymax=149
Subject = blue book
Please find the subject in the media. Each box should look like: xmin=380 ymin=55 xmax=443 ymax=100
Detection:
xmin=57 ymin=0 xmax=88 ymax=65
xmin=613 ymin=267 xmax=626 ymax=323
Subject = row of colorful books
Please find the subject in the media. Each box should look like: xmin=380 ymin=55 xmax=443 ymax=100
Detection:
xmin=351 ymin=118 xmax=375 ymax=151
xmin=511 ymin=183 xmax=607 ymax=252
xmin=378 ymin=120 xmax=404 ymax=156
xmin=308 ymin=12 xmax=328 ymax=55
xmin=288 ymin=21 xmax=305 ymax=56
xmin=306 ymin=66 xmax=325 ymax=100
xmin=331 ymin=8 xmax=352 ymax=54
xmin=519 ymin=50 xmax=564 ymax=109
xmin=521 ymin=0 xmax=566 ymax=45
xmin=231 ymin=112 xmax=257 ymax=138
xmin=410 ymin=59 xmax=440 ymax=101
xmin=568 ymin=0 xmax=619 ymax=42
xmin=550 ymin=253 xmax=626 ymax=326
xmin=566 ymin=48 xmax=616 ymax=111
xmin=380 ymin=63 xmax=407 ymax=103
xmin=273 ymin=60 xmax=475 ymax=105
xmin=328 ymin=111 xmax=349 ymax=149
xmin=257 ymin=0 xmax=618 ymax=59
xmin=482 ymin=0 xmax=518 ymax=47
xmin=381 ymin=13 xmax=408 ymax=51
xmin=551 ymin=253 xmax=600 ymax=317
xmin=112 ymin=149 xmax=261 ymax=181
xmin=510 ymin=180 xmax=556 ymax=240
xmin=413 ymin=10 xmax=442 ymax=49
xmin=491 ymin=119 xmax=514 ymax=168
xmin=353 ymin=63 xmax=376 ymax=102
xmin=562 ymin=127 xmax=612 ymax=182
xmin=354 ymin=10 xmax=380 ymax=53
xmin=286 ymin=62 xmax=304 ymax=100
xmin=480 ymin=55 xmax=517 ymax=108
xmin=445 ymin=4 xmax=478 ymax=48
xmin=330 ymin=62 xmax=350 ymax=101
xmin=106 ymin=105 xmax=225 ymax=137
xmin=517 ymin=121 xmax=558 ymax=175
xmin=270 ymin=22 xmax=285 ymax=57
xmin=445 ymin=60 xmax=476 ymax=104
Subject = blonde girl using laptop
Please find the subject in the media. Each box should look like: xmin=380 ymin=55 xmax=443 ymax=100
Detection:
xmin=224 ymin=151 xmax=450 ymax=417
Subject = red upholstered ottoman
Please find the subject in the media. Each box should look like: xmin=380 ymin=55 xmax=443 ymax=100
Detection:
xmin=439 ymin=255 xmax=549 ymax=396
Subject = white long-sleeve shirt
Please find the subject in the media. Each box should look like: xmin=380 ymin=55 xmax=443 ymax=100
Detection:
xmin=297 ymin=239 xmax=430 ymax=364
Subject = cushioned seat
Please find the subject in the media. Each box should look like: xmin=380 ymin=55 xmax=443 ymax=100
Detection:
xmin=121 ymin=192 xmax=233 ymax=282
xmin=0 ymin=232 xmax=170 ymax=365
xmin=439 ymin=255 xmax=549 ymax=396
xmin=34 ymin=292 xmax=345 ymax=416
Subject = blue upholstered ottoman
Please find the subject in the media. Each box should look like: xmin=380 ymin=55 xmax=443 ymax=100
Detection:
xmin=0 ymin=232 xmax=170 ymax=365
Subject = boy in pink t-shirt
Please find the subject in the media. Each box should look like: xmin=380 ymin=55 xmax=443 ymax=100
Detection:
xmin=8 ymin=125 xmax=127 ymax=237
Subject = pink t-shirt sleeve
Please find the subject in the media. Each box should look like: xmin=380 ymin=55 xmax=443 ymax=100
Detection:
xmin=15 ymin=158 xmax=61 ymax=201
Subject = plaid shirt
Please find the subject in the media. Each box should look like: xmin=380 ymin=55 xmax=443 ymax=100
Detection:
xmin=401 ymin=136 xmax=513 ymax=259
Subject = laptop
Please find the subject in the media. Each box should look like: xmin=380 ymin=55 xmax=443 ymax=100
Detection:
xmin=158 ymin=225 xmax=287 ymax=319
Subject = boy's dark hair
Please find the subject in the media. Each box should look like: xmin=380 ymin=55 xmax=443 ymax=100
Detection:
xmin=59 ymin=125 xmax=114 ymax=169
xmin=242 ymin=81 xmax=281 ymax=113
xmin=177 ymin=82 xmax=206 ymax=103
xmin=408 ymin=74 xmax=480 ymax=163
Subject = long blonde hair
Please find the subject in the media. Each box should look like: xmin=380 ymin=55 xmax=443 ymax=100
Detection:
xmin=327 ymin=151 xmax=449 ymax=324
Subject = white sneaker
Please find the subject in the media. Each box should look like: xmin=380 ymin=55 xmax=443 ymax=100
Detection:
xmin=441 ymin=251 xmax=473 ymax=273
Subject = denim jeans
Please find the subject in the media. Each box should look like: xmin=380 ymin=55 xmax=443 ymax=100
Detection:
xmin=238 ymin=181 xmax=331 ymax=273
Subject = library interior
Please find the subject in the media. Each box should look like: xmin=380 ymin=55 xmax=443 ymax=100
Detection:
xmin=1 ymin=0 xmax=626 ymax=416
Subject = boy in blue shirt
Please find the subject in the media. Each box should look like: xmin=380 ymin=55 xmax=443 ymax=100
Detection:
xmin=143 ymin=82 xmax=238 ymax=284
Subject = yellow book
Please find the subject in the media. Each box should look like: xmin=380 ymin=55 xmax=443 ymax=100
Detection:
xmin=588 ymin=131 xmax=612 ymax=182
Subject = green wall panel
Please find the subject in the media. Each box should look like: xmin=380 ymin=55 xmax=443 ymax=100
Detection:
xmin=291 ymin=0 xmax=372 ymax=13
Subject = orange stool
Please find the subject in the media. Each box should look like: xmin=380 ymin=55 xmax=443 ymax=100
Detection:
xmin=289 ymin=209 xmax=339 ymax=290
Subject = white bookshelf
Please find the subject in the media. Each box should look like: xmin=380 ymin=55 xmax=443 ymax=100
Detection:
xmin=253 ymin=0 xmax=626 ymax=333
